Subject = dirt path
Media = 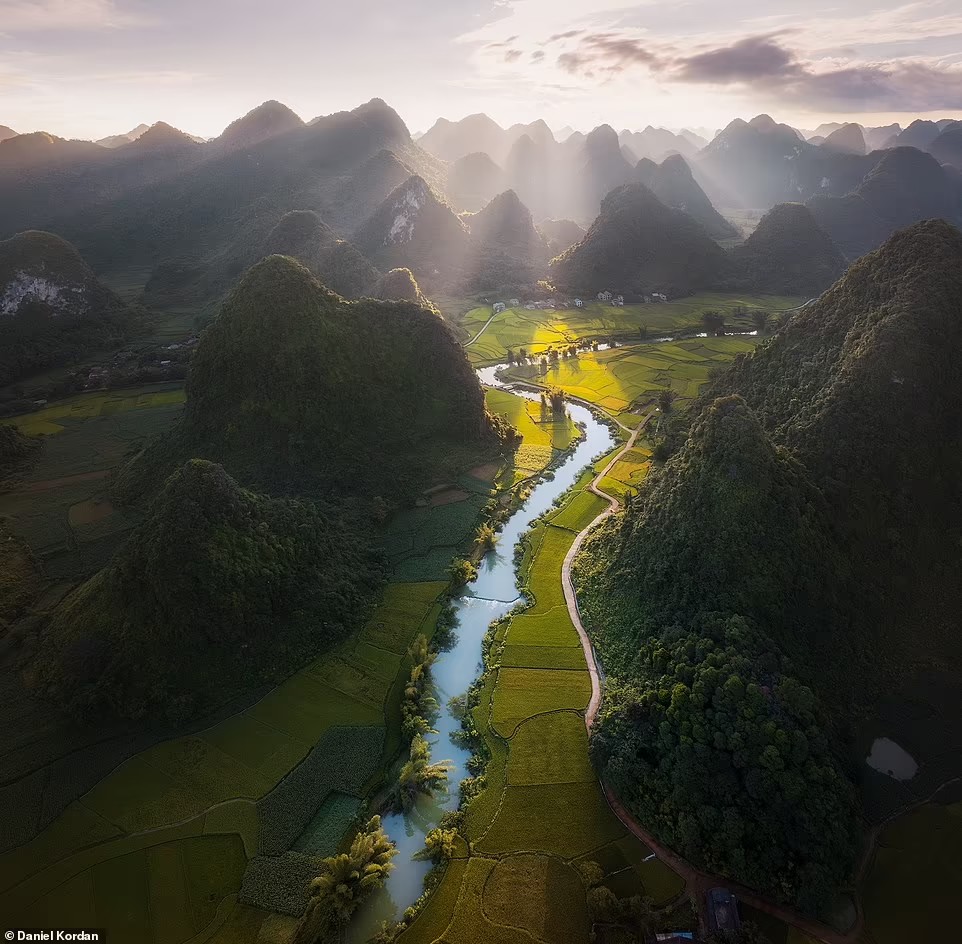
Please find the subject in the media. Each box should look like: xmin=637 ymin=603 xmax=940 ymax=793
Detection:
xmin=561 ymin=421 xmax=640 ymax=728
xmin=559 ymin=413 xmax=866 ymax=944
xmin=463 ymin=308 xmax=502 ymax=348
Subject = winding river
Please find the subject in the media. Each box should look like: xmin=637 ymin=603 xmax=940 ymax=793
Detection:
xmin=348 ymin=366 xmax=616 ymax=940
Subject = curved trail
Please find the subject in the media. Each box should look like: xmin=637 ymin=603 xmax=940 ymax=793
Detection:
xmin=559 ymin=412 xmax=864 ymax=944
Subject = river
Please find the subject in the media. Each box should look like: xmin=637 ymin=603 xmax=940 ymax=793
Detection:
xmin=348 ymin=366 xmax=616 ymax=940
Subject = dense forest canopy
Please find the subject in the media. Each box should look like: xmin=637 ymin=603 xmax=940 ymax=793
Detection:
xmin=121 ymin=254 xmax=498 ymax=499
xmin=31 ymin=460 xmax=384 ymax=722
xmin=575 ymin=220 xmax=962 ymax=913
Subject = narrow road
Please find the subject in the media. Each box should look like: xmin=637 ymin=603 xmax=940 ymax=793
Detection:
xmin=463 ymin=308 xmax=502 ymax=348
xmin=559 ymin=410 xmax=865 ymax=944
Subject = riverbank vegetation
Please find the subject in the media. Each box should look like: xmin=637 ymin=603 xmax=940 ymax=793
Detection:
xmin=292 ymin=815 xmax=397 ymax=944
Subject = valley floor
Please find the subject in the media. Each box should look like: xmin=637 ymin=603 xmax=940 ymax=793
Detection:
xmin=0 ymin=324 xmax=955 ymax=944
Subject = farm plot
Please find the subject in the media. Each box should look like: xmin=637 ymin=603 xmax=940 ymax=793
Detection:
xmin=597 ymin=444 xmax=652 ymax=501
xmin=490 ymin=667 xmax=592 ymax=737
xmin=861 ymin=800 xmax=962 ymax=944
xmin=506 ymin=711 xmax=596 ymax=785
xmin=459 ymin=294 xmax=801 ymax=365
xmin=0 ymin=385 xmax=186 ymax=579
xmin=0 ymin=579 xmax=448 ymax=938
xmin=485 ymin=387 xmax=579 ymax=485
xmin=482 ymin=854 xmax=589 ymax=944
xmin=0 ymin=803 xmax=255 ymax=941
xmin=503 ymin=336 xmax=758 ymax=421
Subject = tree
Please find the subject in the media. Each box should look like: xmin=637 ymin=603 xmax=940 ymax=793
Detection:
xmin=579 ymin=859 xmax=654 ymax=942
xmin=751 ymin=310 xmax=770 ymax=333
xmin=449 ymin=557 xmax=477 ymax=587
xmin=506 ymin=348 xmax=515 ymax=365
xmin=292 ymin=816 xmax=397 ymax=944
xmin=397 ymin=734 xmax=452 ymax=808
xmin=658 ymin=388 xmax=676 ymax=414
xmin=702 ymin=310 xmax=726 ymax=335
xmin=549 ymin=388 xmax=566 ymax=414
xmin=518 ymin=347 xmax=528 ymax=362
xmin=476 ymin=523 xmax=498 ymax=549
xmin=415 ymin=826 xmax=458 ymax=862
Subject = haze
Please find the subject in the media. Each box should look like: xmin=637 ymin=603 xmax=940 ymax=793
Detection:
xmin=2 ymin=0 xmax=961 ymax=139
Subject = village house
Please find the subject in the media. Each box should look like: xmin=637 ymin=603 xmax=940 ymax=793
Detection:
xmin=613 ymin=295 xmax=625 ymax=306
xmin=509 ymin=298 xmax=520 ymax=306
xmin=574 ymin=298 xmax=584 ymax=307
xmin=597 ymin=290 xmax=613 ymax=302
xmin=492 ymin=302 xmax=506 ymax=314
xmin=652 ymin=292 xmax=668 ymax=303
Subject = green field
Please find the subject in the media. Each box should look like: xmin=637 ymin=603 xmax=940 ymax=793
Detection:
xmin=861 ymin=800 xmax=962 ymax=944
xmin=0 ymin=383 xmax=187 ymax=581
xmin=459 ymin=293 xmax=800 ymax=364
xmin=0 ymin=578 xmax=448 ymax=939
xmin=504 ymin=336 xmax=758 ymax=422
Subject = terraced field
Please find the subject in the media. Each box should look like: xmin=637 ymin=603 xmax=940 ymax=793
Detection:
xmin=460 ymin=294 xmax=799 ymax=365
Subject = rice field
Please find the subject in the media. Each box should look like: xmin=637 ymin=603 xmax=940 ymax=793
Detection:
xmin=0 ymin=579 xmax=449 ymax=940
xmin=504 ymin=336 xmax=759 ymax=421
xmin=459 ymin=293 xmax=800 ymax=365
xmin=861 ymin=800 xmax=962 ymax=944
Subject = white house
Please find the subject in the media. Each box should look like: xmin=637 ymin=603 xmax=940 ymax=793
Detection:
xmin=525 ymin=303 xmax=537 ymax=310
xmin=509 ymin=298 xmax=520 ymax=306
xmin=574 ymin=298 xmax=584 ymax=307
xmin=492 ymin=302 xmax=506 ymax=314
xmin=652 ymin=292 xmax=668 ymax=303
xmin=613 ymin=295 xmax=625 ymax=306
xmin=597 ymin=290 xmax=613 ymax=302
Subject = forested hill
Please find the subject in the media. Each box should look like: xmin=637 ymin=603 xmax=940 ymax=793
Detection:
xmin=0 ymin=230 xmax=136 ymax=384
xmin=34 ymin=256 xmax=505 ymax=724
xmin=120 ymin=254 xmax=497 ymax=499
xmin=31 ymin=459 xmax=384 ymax=723
xmin=728 ymin=202 xmax=845 ymax=296
xmin=574 ymin=220 xmax=962 ymax=915
xmin=550 ymin=182 xmax=729 ymax=296
xmin=707 ymin=218 xmax=962 ymax=702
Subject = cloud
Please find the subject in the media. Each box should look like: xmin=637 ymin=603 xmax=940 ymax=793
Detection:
xmin=0 ymin=0 xmax=150 ymax=32
xmin=504 ymin=49 xmax=523 ymax=63
xmin=674 ymin=34 xmax=802 ymax=83
xmin=542 ymin=28 xmax=962 ymax=111
xmin=546 ymin=29 xmax=584 ymax=43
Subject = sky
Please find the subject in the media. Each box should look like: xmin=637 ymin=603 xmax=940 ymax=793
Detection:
xmin=1 ymin=0 xmax=961 ymax=140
